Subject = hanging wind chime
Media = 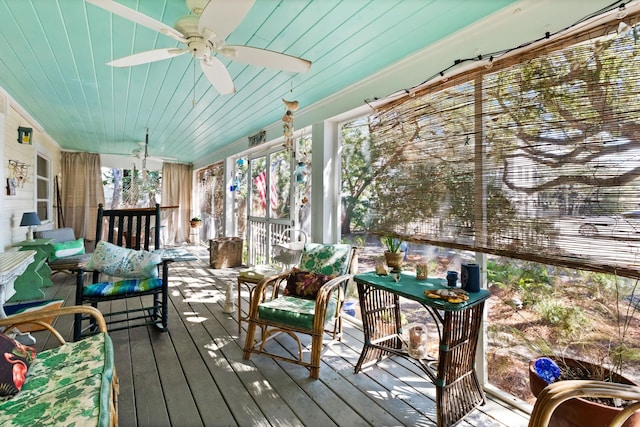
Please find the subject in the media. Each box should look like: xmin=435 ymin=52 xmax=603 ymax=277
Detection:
xmin=282 ymin=98 xmax=299 ymax=151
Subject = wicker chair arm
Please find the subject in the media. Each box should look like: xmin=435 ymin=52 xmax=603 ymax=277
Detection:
xmin=246 ymin=272 xmax=289 ymax=318
xmin=528 ymin=380 xmax=640 ymax=427
xmin=314 ymin=274 xmax=354 ymax=323
xmin=0 ymin=306 xmax=107 ymax=345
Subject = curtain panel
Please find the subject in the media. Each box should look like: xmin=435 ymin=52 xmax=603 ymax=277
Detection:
xmin=60 ymin=152 xmax=105 ymax=240
xmin=368 ymin=15 xmax=640 ymax=278
xmin=196 ymin=162 xmax=225 ymax=240
xmin=162 ymin=162 xmax=193 ymax=245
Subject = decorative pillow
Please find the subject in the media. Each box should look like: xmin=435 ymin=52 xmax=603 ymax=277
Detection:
xmin=0 ymin=333 xmax=36 ymax=398
xmin=49 ymin=238 xmax=85 ymax=262
xmin=284 ymin=268 xmax=335 ymax=300
xmin=298 ymin=243 xmax=353 ymax=276
xmin=86 ymin=241 xmax=161 ymax=278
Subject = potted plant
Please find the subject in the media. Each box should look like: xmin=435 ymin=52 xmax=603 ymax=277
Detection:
xmin=190 ymin=217 xmax=202 ymax=228
xmin=529 ymin=356 xmax=640 ymax=427
xmin=381 ymin=236 xmax=405 ymax=272
xmin=526 ymin=272 xmax=640 ymax=427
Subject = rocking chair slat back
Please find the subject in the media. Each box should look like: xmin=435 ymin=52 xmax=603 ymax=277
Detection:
xmin=98 ymin=205 xmax=161 ymax=250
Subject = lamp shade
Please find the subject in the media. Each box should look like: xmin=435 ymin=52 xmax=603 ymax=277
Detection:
xmin=20 ymin=212 xmax=41 ymax=227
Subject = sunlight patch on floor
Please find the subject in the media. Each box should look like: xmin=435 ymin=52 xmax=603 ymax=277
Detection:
xmin=181 ymin=310 xmax=208 ymax=323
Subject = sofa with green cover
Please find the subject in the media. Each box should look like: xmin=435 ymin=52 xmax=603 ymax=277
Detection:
xmin=0 ymin=306 xmax=117 ymax=427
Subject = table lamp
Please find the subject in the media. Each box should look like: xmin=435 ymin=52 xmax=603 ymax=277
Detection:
xmin=20 ymin=212 xmax=41 ymax=241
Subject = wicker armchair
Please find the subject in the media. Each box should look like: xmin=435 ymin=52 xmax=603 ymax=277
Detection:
xmin=528 ymin=380 xmax=640 ymax=427
xmin=243 ymin=243 xmax=357 ymax=379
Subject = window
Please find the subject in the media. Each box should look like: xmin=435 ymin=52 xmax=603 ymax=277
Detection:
xmin=357 ymin=11 xmax=640 ymax=404
xmin=367 ymin=16 xmax=640 ymax=278
xmin=36 ymin=154 xmax=50 ymax=222
xmin=102 ymin=166 xmax=161 ymax=209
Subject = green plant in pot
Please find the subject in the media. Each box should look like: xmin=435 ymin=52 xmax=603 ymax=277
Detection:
xmin=190 ymin=217 xmax=202 ymax=228
xmin=381 ymin=236 xmax=405 ymax=273
xmin=527 ymin=274 xmax=640 ymax=427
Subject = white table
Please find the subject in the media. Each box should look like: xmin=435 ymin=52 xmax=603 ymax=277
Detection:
xmin=0 ymin=251 xmax=37 ymax=344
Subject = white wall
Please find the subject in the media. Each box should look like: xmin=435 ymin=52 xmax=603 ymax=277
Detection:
xmin=1 ymin=89 xmax=61 ymax=250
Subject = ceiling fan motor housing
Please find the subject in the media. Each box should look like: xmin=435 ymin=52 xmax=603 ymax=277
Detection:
xmin=175 ymin=15 xmax=213 ymax=59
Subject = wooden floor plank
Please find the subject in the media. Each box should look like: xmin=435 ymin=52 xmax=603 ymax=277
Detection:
xmin=31 ymin=245 xmax=531 ymax=427
xmin=168 ymin=265 xmax=241 ymax=426
xmin=126 ymin=296 xmax=172 ymax=427
xmin=173 ymin=264 xmax=290 ymax=427
xmin=110 ymin=328 xmax=137 ymax=427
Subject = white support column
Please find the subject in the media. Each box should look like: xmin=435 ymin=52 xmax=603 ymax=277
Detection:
xmin=310 ymin=121 xmax=340 ymax=244
xmin=475 ymin=251 xmax=488 ymax=385
xmin=0 ymin=110 xmax=5 ymax=250
xmin=224 ymin=157 xmax=237 ymax=238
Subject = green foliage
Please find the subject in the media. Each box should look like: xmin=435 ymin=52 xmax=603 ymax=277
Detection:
xmin=533 ymin=297 xmax=588 ymax=338
xmin=381 ymin=236 xmax=403 ymax=253
xmin=341 ymin=234 xmax=366 ymax=248
xmin=487 ymin=259 xmax=552 ymax=305
xmin=340 ymin=122 xmax=375 ymax=234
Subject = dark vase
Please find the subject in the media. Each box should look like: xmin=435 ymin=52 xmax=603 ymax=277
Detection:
xmin=529 ymin=357 xmax=640 ymax=427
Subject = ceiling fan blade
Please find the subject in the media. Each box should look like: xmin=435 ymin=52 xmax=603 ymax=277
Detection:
xmin=85 ymin=0 xmax=186 ymax=43
xmin=221 ymin=45 xmax=311 ymax=73
xmin=200 ymin=57 xmax=235 ymax=95
xmin=198 ymin=0 xmax=255 ymax=43
xmin=107 ymin=48 xmax=187 ymax=67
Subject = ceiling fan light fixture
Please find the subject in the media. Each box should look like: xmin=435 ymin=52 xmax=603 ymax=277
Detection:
xmin=187 ymin=38 xmax=211 ymax=59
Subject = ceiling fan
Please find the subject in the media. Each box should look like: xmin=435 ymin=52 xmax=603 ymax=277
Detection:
xmin=131 ymin=130 xmax=176 ymax=165
xmin=85 ymin=0 xmax=312 ymax=94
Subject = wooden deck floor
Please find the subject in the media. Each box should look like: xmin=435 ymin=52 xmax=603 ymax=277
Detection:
xmin=34 ymin=245 xmax=531 ymax=427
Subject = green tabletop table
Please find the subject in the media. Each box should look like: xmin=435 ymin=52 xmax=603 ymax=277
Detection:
xmin=353 ymin=271 xmax=490 ymax=427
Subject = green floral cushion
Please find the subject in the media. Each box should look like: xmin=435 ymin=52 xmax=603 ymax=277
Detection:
xmin=87 ymin=240 xmax=161 ymax=278
xmin=0 ymin=333 xmax=115 ymax=427
xmin=49 ymin=238 xmax=85 ymax=262
xmin=0 ymin=374 xmax=106 ymax=426
xmin=0 ymin=334 xmax=36 ymax=398
xmin=284 ymin=268 xmax=335 ymax=299
xmin=298 ymin=243 xmax=352 ymax=276
xmin=258 ymin=295 xmax=339 ymax=330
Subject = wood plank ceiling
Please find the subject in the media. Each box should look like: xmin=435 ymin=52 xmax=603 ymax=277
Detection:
xmin=0 ymin=0 xmax=618 ymax=165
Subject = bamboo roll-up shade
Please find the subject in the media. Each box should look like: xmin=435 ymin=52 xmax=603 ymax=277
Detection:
xmin=367 ymin=18 xmax=640 ymax=278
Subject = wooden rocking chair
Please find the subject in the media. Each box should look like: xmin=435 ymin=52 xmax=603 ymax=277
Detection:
xmin=73 ymin=204 xmax=170 ymax=341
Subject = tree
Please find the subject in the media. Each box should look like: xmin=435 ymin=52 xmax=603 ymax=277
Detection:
xmin=485 ymin=31 xmax=640 ymax=214
xmin=340 ymin=118 xmax=407 ymax=235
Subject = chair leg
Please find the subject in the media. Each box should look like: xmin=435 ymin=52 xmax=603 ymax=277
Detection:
xmin=74 ymin=270 xmax=85 ymax=341
xmin=73 ymin=313 xmax=82 ymax=342
xmin=243 ymin=319 xmax=258 ymax=360
xmin=160 ymin=291 xmax=168 ymax=331
xmin=309 ymin=333 xmax=323 ymax=379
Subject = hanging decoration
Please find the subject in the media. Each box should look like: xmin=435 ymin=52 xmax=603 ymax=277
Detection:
xmin=230 ymin=158 xmax=243 ymax=192
xmin=248 ymin=130 xmax=266 ymax=147
xmin=8 ymin=160 xmax=31 ymax=188
xmin=282 ymin=98 xmax=299 ymax=151
xmin=295 ymin=161 xmax=307 ymax=183
xmin=17 ymin=127 xmax=33 ymax=144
